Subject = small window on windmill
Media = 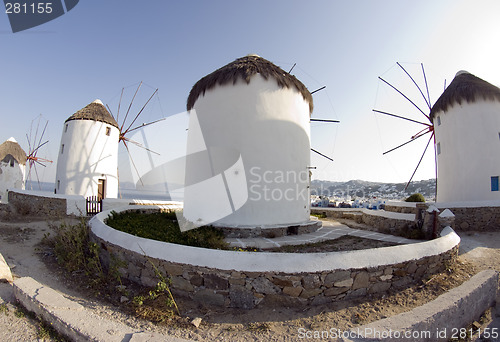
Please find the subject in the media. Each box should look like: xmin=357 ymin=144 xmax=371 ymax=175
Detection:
xmin=105 ymin=127 xmax=111 ymax=136
xmin=492 ymin=176 xmax=499 ymax=192
xmin=437 ymin=142 xmax=441 ymax=155
xmin=437 ymin=116 xmax=441 ymax=126
xmin=65 ymin=124 xmax=68 ymax=133
xmin=498 ymin=132 xmax=500 ymax=141
xmin=9 ymin=159 xmax=14 ymax=167
xmin=61 ymin=144 xmax=64 ymax=154
xmin=57 ymin=180 xmax=60 ymax=190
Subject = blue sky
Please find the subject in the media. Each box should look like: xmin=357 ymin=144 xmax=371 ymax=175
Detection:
xmin=2 ymin=0 xmax=500 ymax=185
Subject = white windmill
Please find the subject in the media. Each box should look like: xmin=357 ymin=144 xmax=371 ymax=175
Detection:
xmin=430 ymin=71 xmax=500 ymax=202
xmin=184 ymin=55 xmax=320 ymax=233
xmin=0 ymin=137 xmax=27 ymax=203
xmin=55 ymin=99 xmax=120 ymax=199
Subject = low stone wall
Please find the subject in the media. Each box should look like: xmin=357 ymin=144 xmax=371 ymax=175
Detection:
xmin=384 ymin=202 xmax=418 ymax=214
xmin=385 ymin=201 xmax=500 ymax=231
xmin=8 ymin=190 xmax=67 ymax=217
xmin=311 ymin=208 xmax=415 ymax=235
xmin=360 ymin=209 xmax=415 ymax=235
xmin=436 ymin=205 xmax=500 ymax=231
xmin=90 ymin=207 xmax=460 ymax=309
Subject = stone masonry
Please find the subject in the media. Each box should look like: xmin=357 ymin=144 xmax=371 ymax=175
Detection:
xmin=7 ymin=191 xmax=66 ymax=217
xmin=91 ymin=231 xmax=459 ymax=309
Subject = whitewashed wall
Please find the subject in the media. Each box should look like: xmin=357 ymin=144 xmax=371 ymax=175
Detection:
xmin=0 ymin=161 xmax=25 ymax=203
xmin=185 ymin=75 xmax=311 ymax=227
xmin=434 ymin=100 xmax=500 ymax=202
xmin=55 ymin=119 xmax=119 ymax=199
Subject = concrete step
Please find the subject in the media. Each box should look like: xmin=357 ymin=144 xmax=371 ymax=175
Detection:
xmin=13 ymin=277 xmax=190 ymax=342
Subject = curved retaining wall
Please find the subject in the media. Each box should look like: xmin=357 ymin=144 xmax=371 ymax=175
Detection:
xmin=90 ymin=206 xmax=460 ymax=309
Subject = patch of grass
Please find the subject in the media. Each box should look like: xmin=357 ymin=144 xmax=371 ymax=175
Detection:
xmin=37 ymin=321 xmax=68 ymax=341
xmin=43 ymin=218 xmax=123 ymax=289
xmin=0 ymin=303 xmax=8 ymax=315
xmin=14 ymin=307 xmax=26 ymax=318
xmin=311 ymin=212 xmax=327 ymax=219
xmin=405 ymin=193 xmax=425 ymax=202
xmin=105 ymin=210 xmax=228 ymax=250
xmin=247 ymin=322 xmax=271 ymax=332
xmin=131 ymin=252 xmax=180 ymax=322
xmin=42 ymin=216 xmax=185 ymax=327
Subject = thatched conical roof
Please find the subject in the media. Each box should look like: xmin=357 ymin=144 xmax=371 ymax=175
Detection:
xmin=0 ymin=138 xmax=27 ymax=166
xmin=187 ymin=55 xmax=314 ymax=114
xmin=430 ymin=71 xmax=500 ymax=120
xmin=66 ymin=99 xmax=119 ymax=128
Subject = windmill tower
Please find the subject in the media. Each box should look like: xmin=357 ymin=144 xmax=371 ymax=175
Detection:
xmin=184 ymin=55 xmax=314 ymax=232
xmin=0 ymin=138 xmax=27 ymax=203
xmin=430 ymin=71 xmax=500 ymax=202
xmin=55 ymin=100 xmax=120 ymax=199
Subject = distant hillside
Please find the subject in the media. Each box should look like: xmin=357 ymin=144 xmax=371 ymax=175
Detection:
xmin=311 ymin=179 xmax=436 ymax=201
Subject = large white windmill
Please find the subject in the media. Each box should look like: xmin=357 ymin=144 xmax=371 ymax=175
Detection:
xmin=374 ymin=63 xmax=500 ymax=203
xmin=55 ymin=83 xmax=163 ymax=201
xmin=430 ymin=71 xmax=500 ymax=202
xmin=55 ymin=100 xmax=120 ymax=199
xmin=184 ymin=54 xmax=318 ymax=232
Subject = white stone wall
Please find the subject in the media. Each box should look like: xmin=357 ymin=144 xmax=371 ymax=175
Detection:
xmin=433 ymin=100 xmax=500 ymax=202
xmin=55 ymin=119 xmax=119 ymax=199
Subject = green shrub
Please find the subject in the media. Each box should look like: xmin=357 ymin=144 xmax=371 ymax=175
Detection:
xmin=405 ymin=193 xmax=425 ymax=202
xmin=45 ymin=218 xmax=122 ymax=287
xmin=105 ymin=210 xmax=228 ymax=250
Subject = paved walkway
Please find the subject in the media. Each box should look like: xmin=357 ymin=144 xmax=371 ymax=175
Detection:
xmin=226 ymin=219 xmax=421 ymax=249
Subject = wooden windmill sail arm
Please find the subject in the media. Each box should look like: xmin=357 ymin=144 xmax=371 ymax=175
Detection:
xmin=383 ymin=130 xmax=431 ymax=155
xmin=311 ymin=148 xmax=333 ymax=161
xmin=411 ymin=125 xmax=434 ymax=140
xmin=421 ymin=63 xmax=432 ymax=109
xmin=116 ymin=87 xmax=124 ymax=123
xmin=122 ymin=140 xmax=144 ymax=186
xmin=397 ymin=62 xmax=431 ymax=110
xmin=121 ymin=136 xmax=161 ymax=156
xmin=310 ymin=118 xmax=340 ymax=123
xmin=405 ymin=132 xmax=434 ymax=190
xmin=310 ymin=86 xmax=326 ymax=95
xmin=378 ymin=76 xmax=430 ymax=121
xmin=122 ymin=88 xmax=159 ymax=136
xmin=36 ymin=120 xmax=49 ymax=152
xmin=125 ymin=117 xmax=166 ymax=134
xmin=373 ymin=109 xmax=431 ymax=126
xmin=27 ymin=140 xmax=49 ymax=158
xmin=121 ymin=81 xmax=143 ymax=133
xmin=29 ymin=157 xmax=52 ymax=164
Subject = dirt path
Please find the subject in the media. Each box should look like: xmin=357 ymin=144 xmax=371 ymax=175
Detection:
xmin=0 ymin=217 xmax=499 ymax=341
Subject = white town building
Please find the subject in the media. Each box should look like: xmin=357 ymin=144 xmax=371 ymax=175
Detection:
xmin=0 ymin=137 xmax=26 ymax=203
xmin=55 ymin=100 xmax=119 ymax=199
xmin=184 ymin=55 xmax=314 ymax=230
xmin=431 ymin=71 xmax=500 ymax=202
